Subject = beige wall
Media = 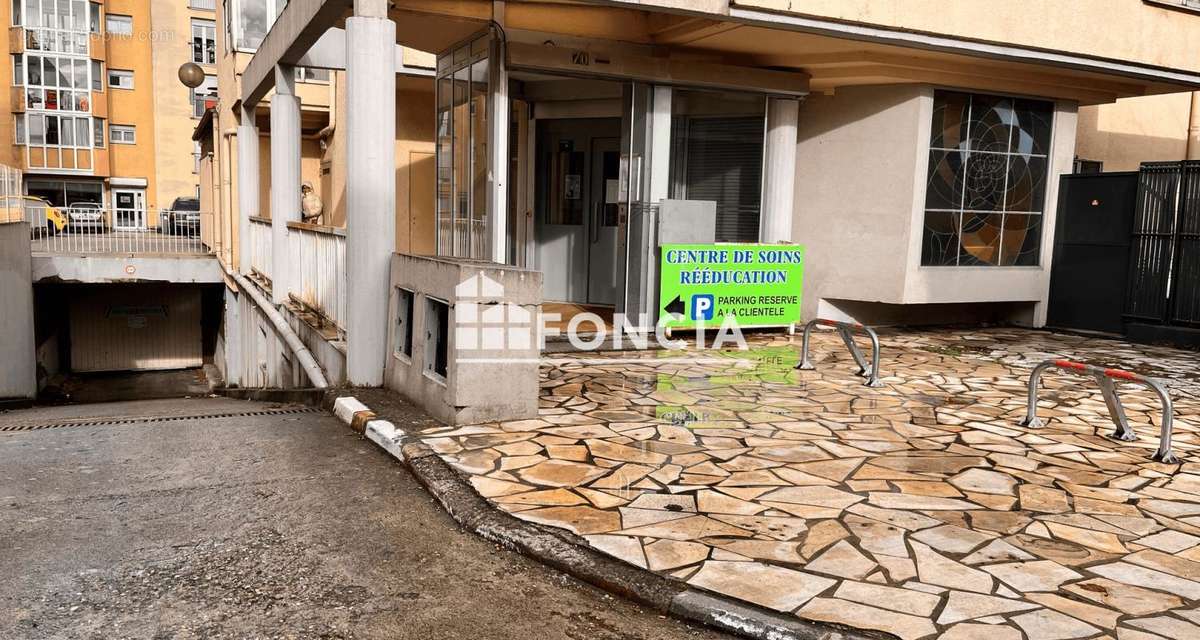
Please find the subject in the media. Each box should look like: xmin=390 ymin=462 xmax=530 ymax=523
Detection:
xmin=792 ymin=84 xmax=924 ymax=316
xmin=734 ymin=0 xmax=1200 ymax=75
xmin=149 ymin=0 xmax=217 ymax=207
xmin=1076 ymin=93 xmax=1194 ymax=171
xmin=253 ymin=134 xmax=325 ymax=220
xmin=394 ymin=82 xmax=436 ymax=254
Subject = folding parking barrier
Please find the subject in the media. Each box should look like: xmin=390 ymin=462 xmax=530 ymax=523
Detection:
xmin=1020 ymin=359 xmax=1178 ymax=464
xmin=795 ymin=319 xmax=883 ymax=387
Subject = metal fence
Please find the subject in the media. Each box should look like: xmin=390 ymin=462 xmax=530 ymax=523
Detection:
xmin=288 ymin=221 xmax=346 ymax=335
xmin=1126 ymin=161 xmax=1200 ymax=326
xmin=24 ymin=206 xmax=213 ymax=255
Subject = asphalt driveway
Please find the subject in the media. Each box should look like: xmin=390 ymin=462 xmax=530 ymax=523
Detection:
xmin=0 ymin=397 xmax=729 ymax=640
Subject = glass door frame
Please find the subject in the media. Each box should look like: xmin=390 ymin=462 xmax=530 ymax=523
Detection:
xmin=111 ymin=188 xmax=146 ymax=231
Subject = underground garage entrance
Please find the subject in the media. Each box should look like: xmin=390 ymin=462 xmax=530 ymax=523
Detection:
xmin=33 ymin=283 xmax=225 ymax=403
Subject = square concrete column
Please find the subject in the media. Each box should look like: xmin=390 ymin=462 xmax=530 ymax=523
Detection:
xmin=345 ymin=14 xmax=396 ymax=385
xmin=236 ymin=105 xmax=259 ymax=276
xmin=270 ymin=65 xmax=302 ymax=305
xmin=487 ymin=36 xmax=509 ymax=263
xmin=761 ymin=97 xmax=800 ymax=244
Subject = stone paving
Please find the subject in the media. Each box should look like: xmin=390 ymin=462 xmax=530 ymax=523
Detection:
xmin=421 ymin=328 xmax=1200 ymax=640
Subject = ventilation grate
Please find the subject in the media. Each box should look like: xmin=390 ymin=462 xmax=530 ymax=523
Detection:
xmin=0 ymin=406 xmax=322 ymax=433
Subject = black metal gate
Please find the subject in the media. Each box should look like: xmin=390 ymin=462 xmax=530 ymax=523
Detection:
xmin=1046 ymin=171 xmax=1138 ymax=334
xmin=1126 ymin=161 xmax=1200 ymax=327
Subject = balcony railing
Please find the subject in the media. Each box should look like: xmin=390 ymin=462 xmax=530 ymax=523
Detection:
xmin=288 ymin=221 xmax=346 ymax=337
xmin=21 ymin=206 xmax=214 ymax=255
xmin=248 ymin=216 xmax=272 ymax=283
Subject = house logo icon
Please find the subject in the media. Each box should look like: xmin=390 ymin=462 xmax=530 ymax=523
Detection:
xmin=454 ymin=273 xmax=534 ymax=354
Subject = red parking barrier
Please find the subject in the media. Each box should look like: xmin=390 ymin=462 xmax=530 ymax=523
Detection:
xmin=795 ymin=319 xmax=883 ymax=387
xmin=1020 ymin=359 xmax=1178 ymax=463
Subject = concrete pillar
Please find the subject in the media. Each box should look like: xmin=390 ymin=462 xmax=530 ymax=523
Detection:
xmin=648 ymin=85 xmax=672 ymax=203
xmin=236 ymin=105 xmax=259 ymax=276
xmin=223 ymin=286 xmax=243 ymax=386
xmin=354 ymin=0 xmax=387 ymax=17
xmin=760 ymin=97 xmax=800 ymax=244
xmin=269 ymin=65 xmax=302 ymax=305
xmin=345 ymin=14 xmax=396 ymax=386
xmin=487 ymin=36 xmax=509 ymax=263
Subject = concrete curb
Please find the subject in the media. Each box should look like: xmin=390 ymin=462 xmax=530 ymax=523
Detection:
xmin=321 ymin=392 xmax=877 ymax=640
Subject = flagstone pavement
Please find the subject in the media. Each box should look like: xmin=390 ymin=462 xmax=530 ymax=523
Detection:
xmin=421 ymin=328 xmax=1200 ymax=640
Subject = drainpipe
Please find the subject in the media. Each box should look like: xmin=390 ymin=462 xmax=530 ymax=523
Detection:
xmin=231 ymin=271 xmax=330 ymax=389
xmin=222 ymin=127 xmax=237 ymax=264
xmin=1188 ymin=91 xmax=1200 ymax=161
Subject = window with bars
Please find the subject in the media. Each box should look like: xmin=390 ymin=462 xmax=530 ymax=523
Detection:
xmin=921 ymin=90 xmax=1054 ymax=267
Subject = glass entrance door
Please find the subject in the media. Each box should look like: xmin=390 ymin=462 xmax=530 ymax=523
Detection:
xmin=112 ymin=189 xmax=145 ymax=230
xmin=587 ymin=138 xmax=620 ymax=305
xmin=534 ymin=118 xmax=622 ymax=304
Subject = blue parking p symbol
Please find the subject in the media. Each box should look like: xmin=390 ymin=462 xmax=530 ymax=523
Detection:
xmin=691 ymin=294 xmax=714 ymax=321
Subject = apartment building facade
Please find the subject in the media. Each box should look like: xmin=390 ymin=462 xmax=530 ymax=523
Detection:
xmin=3 ymin=0 xmax=213 ymax=227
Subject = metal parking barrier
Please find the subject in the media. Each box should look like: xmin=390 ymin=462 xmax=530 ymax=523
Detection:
xmin=1020 ymin=359 xmax=1178 ymax=464
xmin=795 ymin=319 xmax=883 ymax=387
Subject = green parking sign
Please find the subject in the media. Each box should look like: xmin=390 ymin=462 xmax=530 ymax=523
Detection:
xmin=659 ymin=244 xmax=804 ymax=329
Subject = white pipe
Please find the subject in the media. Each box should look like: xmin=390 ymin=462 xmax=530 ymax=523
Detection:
xmin=1187 ymin=91 xmax=1200 ymax=161
xmin=232 ymin=271 xmax=330 ymax=389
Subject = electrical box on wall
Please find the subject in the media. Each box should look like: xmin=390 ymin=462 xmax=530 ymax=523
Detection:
xmin=657 ymin=199 xmax=717 ymax=245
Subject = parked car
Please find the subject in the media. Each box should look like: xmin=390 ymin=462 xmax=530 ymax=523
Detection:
xmin=67 ymin=202 xmax=106 ymax=232
xmin=161 ymin=197 xmax=200 ymax=236
xmin=23 ymin=196 xmax=67 ymax=237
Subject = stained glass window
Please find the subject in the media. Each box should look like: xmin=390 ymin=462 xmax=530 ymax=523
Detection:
xmin=921 ymin=91 xmax=1053 ymax=267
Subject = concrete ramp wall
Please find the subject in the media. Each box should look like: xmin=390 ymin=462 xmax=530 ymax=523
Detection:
xmin=0 ymin=223 xmax=36 ymax=401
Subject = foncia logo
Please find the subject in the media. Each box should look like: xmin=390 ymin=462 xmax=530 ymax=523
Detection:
xmin=453 ymin=274 xmax=747 ymax=365
xmin=454 ymin=274 xmax=536 ymax=363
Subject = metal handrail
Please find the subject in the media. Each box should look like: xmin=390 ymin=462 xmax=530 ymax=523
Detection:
xmin=795 ymin=318 xmax=883 ymax=387
xmin=1019 ymin=359 xmax=1178 ymax=463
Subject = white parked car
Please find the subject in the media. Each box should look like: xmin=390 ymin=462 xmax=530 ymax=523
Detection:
xmin=67 ymin=202 xmax=106 ymax=232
